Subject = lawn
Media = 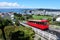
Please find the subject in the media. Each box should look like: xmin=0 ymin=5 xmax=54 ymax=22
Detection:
xmin=32 ymin=15 xmax=52 ymax=20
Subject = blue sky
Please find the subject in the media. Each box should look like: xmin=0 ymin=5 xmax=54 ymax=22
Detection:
xmin=0 ymin=0 xmax=60 ymax=9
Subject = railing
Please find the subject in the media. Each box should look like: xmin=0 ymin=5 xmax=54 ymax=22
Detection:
xmin=20 ymin=22 xmax=59 ymax=40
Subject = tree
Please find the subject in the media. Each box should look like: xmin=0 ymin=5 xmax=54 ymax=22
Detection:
xmin=9 ymin=26 xmax=35 ymax=40
xmin=10 ymin=31 xmax=25 ymax=40
xmin=53 ymin=18 xmax=56 ymax=21
xmin=15 ymin=20 xmax=20 ymax=26
xmin=0 ymin=17 xmax=12 ymax=40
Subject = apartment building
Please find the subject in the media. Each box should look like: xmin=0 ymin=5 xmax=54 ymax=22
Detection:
xmin=0 ymin=12 xmax=15 ymax=23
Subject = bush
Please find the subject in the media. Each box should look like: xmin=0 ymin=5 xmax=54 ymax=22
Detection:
xmin=38 ymin=38 xmax=41 ymax=40
xmin=4 ymin=26 xmax=15 ymax=40
xmin=0 ymin=29 xmax=3 ymax=39
xmin=9 ymin=26 xmax=35 ymax=40
xmin=47 ymin=18 xmax=52 ymax=21
xmin=15 ymin=20 xmax=20 ymax=26
xmin=51 ymin=21 xmax=60 ymax=26
xmin=3 ymin=26 xmax=35 ymax=40
xmin=53 ymin=18 xmax=56 ymax=21
xmin=10 ymin=31 xmax=30 ymax=40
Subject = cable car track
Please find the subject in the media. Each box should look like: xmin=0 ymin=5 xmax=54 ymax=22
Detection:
xmin=19 ymin=22 xmax=60 ymax=40
xmin=24 ymin=22 xmax=60 ymax=39
xmin=45 ymin=29 xmax=60 ymax=39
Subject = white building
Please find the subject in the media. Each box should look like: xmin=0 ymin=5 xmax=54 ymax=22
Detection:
xmin=27 ymin=9 xmax=60 ymax=16
xmin=0 ymin=12 xmax=15 ymax=24
xmin=56 ymin=17 xmax=60 ymax=22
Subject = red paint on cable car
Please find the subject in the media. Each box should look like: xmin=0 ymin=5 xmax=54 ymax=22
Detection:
xmin=27 ymin=20 xmax=49 ymax=30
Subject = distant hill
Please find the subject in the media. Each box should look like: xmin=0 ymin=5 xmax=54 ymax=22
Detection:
xmin=0 ymin=8 xmax=60 ymax=13
xmin=0 ymin=8 xmax=32 ymax=13
xmin=38 ymin=8 xmax=60 ymax=12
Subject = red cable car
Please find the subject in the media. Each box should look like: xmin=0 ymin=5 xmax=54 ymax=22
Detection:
xmin=27 ymin=20 xmax=49 ymax=30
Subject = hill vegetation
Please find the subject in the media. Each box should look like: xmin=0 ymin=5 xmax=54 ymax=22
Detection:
xmin=0 ymin=16 xmax=35 ymax=40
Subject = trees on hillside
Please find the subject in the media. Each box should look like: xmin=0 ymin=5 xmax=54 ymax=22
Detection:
xmin=0 ymin=17 xmax=12 ymax=40
xmin=14 ymin=13 xmax=33 ymax=21
xmin=9 ymin=26 xmax=35 ymax=40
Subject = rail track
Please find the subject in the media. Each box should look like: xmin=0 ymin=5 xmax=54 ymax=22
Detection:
xmin=19 ymin=22 xmax=60 ymax=40
xmin=45 ymin=29 xmax=60 ymax=39
xmin=24 ymin=22 xmax=60 ymax=38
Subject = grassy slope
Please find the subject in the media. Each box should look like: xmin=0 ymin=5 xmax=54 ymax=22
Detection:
xmin=32 ymin=15 xmax=52 ymax=20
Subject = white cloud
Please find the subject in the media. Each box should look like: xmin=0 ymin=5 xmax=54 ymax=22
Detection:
xmin=0 ymin=2 xmax=55 ymax=9
xmin=0 ymin=2 xmax=25 ymax=8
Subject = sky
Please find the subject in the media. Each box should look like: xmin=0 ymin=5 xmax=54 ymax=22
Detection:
xmin=0 ymin=0 xmax=60 ymax=9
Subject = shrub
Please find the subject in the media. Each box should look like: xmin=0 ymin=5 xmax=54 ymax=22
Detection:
xmin=15 ymin=20 xmax=20 ymax=26
xmin=0 ymin=29 xmax=3 ymax=39
xmin=10 ymin=31 xmax=30 ymax=40
xmin=51 ymin=21 xmax=60 ymax=26
xmin=4 ymin=26 xmax=15 ymax=40
xmin=47 ymin=18 xmax=52 ymax=21
xmin=0 ymin=17 xmax=13 ymax=40
xmin=38 ymin=38 xmax=41 ymax=40
xmin=4 ymin=26 xmax=35 ymax=40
